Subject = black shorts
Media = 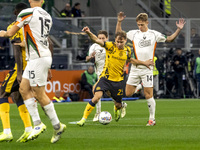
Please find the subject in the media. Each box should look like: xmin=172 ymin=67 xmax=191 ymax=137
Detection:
xmin=1 ymin=70 xmax=19 ymax=96
xmin=94 ymin=77 xmax=124 ymax=103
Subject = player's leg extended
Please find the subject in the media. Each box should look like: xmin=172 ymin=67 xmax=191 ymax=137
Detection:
xmin=92 ymin=82 xmax=101 ymax=121
xmin=20 ymin=78 xmax=42 ymax=126
xmin=93 ymin=99 xmax=101 ymax=122
xmin=144 ymin=87 xmax=156 ymax=126
xmin=13 ymin=92 xmax=32 ymax=143
xmin=19 ymin=78 xmax=45 ymax=141
xmin=32 ymin=86 xmax=60 ymax=129
xmin=113 ymin=101 xmax=122 ymax=122
xmin=111 ymin=83 xmax=125 ymax=121
xmin=77 ymin=91 xmax=103 ymax=126
xmin=0 ymin=97 xmax=13 ymax=142
xmin=32 ymin=86 xmax=66 ymax=143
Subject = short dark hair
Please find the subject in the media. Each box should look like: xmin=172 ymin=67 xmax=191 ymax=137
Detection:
xmin=98 ymin=30 xmax=108 ymax=38
xmin=115 ymin=31 xmax=127 ymax=40
xmin=75 ymin=2 xmax=80 ymax=6
xmin=176 ymin=48 xmax=182 ymax=51
xmin=14 ymin=2 xmax=28 ymax=15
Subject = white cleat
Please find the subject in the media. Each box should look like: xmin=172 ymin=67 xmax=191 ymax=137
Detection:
xmin=16 ymin=131 xmax=31 ymax=143
xmin=27 ymin=122 xmax=46 ymax=140
xmin=93 ymin=113 xmax=100 ymax=122
xmin=0 ymin=132 xmax=13 ymax=142
xmin=51 ymin=123 xmax=66 ymax=143
xmin=121 ymin=102 xmax=127 ymax=118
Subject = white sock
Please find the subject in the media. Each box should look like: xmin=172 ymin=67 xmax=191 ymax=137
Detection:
xmin=146 ymin=97 xmax=156 ymax=121
xmin=96 ymin=99 xmax=101 ymax=114
xmin=4 ymin=128 xmax=11 ymax=134
xmin=25 ymin=126 xmax=32 ymax=132
xmin=24 ymin=97 xmax=41 ymax=126
xmin=43 ymin=102 xmax=60 ymax=128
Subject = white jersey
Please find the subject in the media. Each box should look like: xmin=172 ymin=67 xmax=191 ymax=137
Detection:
xmin=88 ymin=43 xmax=106 ymax=77
xmin=127 ymin=29 xmax=166 ymax=69
xmin=15 ymin=7 xmax=52 ymax=60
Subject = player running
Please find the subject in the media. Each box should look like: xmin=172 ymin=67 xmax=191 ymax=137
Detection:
xmin=77 ymin=26 xmax=154 ymax=126
xmin=116 ymin=12 xmax=186 ymax=126
xmin=0 ymin=0 xmax=66 ymax=143
xmin=0 ymin=2 xmax=32 ymax=143
xmin=86 ymin=30 xmax=108 ymax=122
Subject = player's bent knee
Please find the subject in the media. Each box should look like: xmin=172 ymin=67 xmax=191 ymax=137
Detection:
xmin=92 ymin=94 xmax=101 ymax=104
xmin=125 ymin=87 xmax=135 ymax=97
xmin=92 ymin=98 xmax=100 ymax=104
xmin=126 ymin=92 xmax=132 ymax=97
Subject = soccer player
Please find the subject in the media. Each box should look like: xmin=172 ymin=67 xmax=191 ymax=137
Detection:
xmin=0 ymin=2 xmax=32 ymax=143
xmin=0 ymin=0 xmax=66 ymax=143
xmin=116 ymin=12 xmax=186 ymax=126
xmin=77 ymin=26 xmax=154 ymax=126
xmin=86 ymin=30 xmax=108 ymax=122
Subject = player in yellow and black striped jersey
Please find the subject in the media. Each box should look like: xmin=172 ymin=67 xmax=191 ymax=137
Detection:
xmin=77 ymin=26 xmax=154 ymax=126
xmin=99 ymin=41 xmax=131 ymax=82
xmin=0 ymin=3 xmax=32 ymax=143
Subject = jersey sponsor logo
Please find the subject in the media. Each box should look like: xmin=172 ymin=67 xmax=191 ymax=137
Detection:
xmin=119 ymin=51 xmax=123 ymax=57
xmin=112 ymin=55 xmax=126 ymax=61
xmin=138 ymin=39 xmax=151 ymax=48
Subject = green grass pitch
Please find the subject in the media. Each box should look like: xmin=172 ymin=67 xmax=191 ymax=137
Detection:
xmin=1 ymin=99 xmax=200 ymax=150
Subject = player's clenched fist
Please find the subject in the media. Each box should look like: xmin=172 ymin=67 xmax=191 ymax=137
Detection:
xmin=82 ymin=26 xmax=90 ymax=33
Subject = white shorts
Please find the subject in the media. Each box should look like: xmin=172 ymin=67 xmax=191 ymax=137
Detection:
xmin=126 ymin=66 xmax=153 ymax=87
xmin=23 ymin=57 xmax=52 ymax=87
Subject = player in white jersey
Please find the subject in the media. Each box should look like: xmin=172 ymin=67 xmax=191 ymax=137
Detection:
xmin=0 ymin=0 xmax=66 ymax=143
xmin=86 ymin=30 xmax=108 ymax=122
xmin=116 ymin=12 xmax=185 ymax=126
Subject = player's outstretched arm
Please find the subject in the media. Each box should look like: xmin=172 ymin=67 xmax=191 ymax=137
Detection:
xmin=82 ymin=26 xmax=104 ymax=47
xmin=166 ymin=18 xmax=186 ymax=42
xmin=116 ymin=12 xmax=126 ymax=34
xmin=0 ymin=25 xmax=20 ymax=38
xmin=130 ymin=58 xmax=154 ymax=69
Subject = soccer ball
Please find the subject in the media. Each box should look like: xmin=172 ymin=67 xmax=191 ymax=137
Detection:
xmin=98 ymin=111 xmax=112 ymax=125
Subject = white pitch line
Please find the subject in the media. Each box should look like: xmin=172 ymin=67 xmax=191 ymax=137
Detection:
xmin=68 ymin=121 xmax=78 ymax=124
xmin=68 ymin=116 xmax=200 ymax=123
xmin=69 ymin=122 xmax=200 ymax=127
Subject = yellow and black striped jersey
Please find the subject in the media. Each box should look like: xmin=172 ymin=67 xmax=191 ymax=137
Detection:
xmin=7 ymin=21 xmax=26 ymax=70
xmin=99 ymin=41 xmax=131 ymax=82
